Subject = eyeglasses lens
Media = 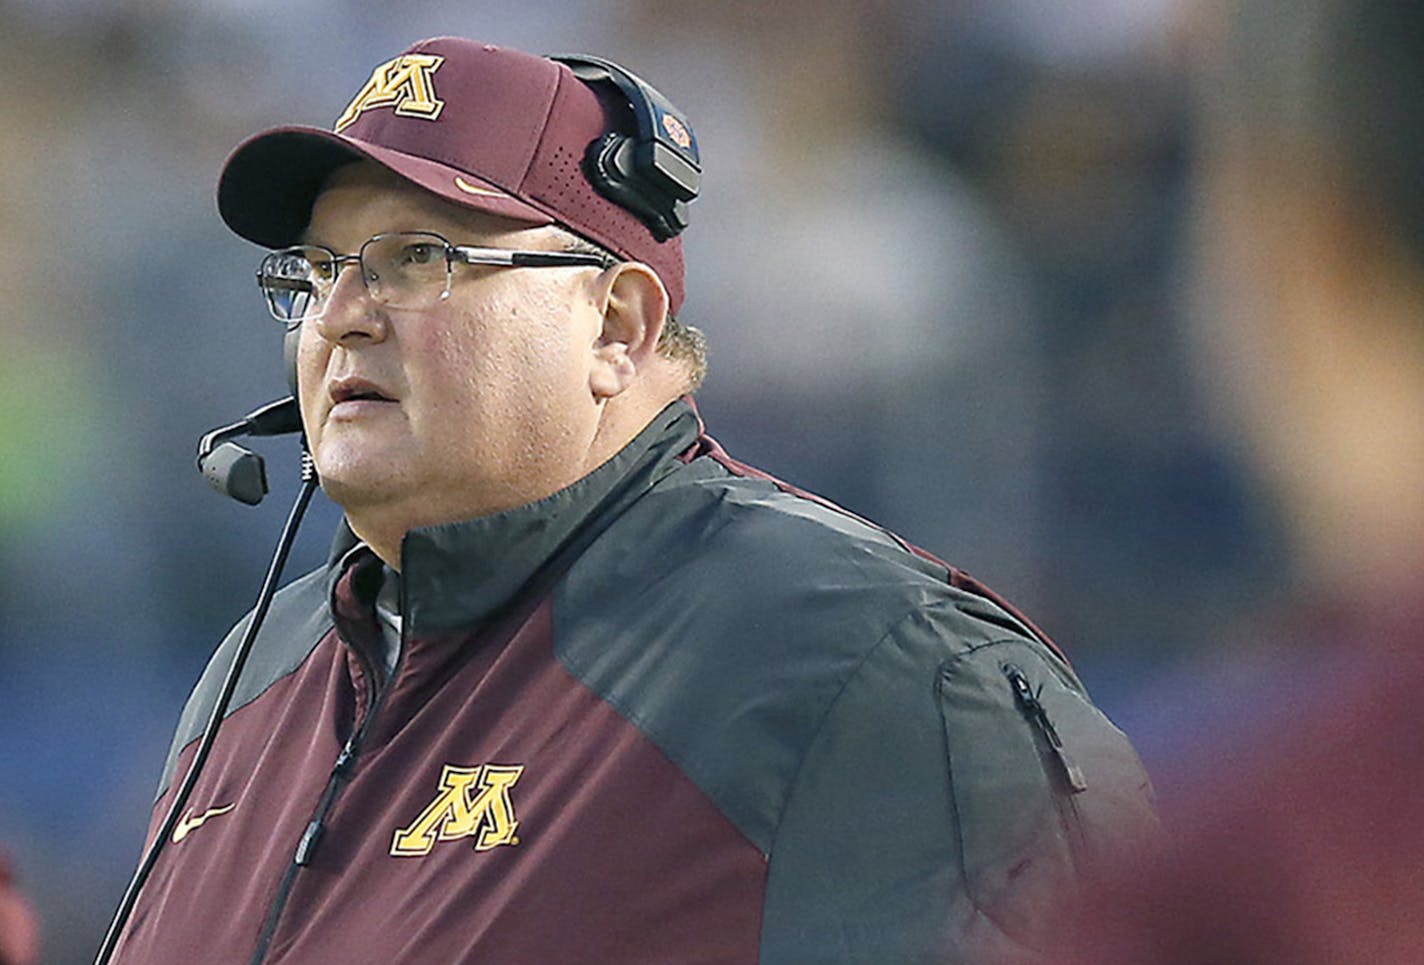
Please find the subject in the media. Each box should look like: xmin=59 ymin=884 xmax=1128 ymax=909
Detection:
xmin=361 ymin=234 xmax=450 ymax=309
xmin=260 ymin=248 xmax=329 ymax=321
xmin=258 ymin=233 xmax=453 ymax=322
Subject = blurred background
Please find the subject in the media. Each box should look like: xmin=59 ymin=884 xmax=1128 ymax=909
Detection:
xmin=0 ymin=0 xmax=1362 ymax=959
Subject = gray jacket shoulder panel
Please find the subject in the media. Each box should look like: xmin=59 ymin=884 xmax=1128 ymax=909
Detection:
xmin=553 ymin=460 xmax=1065 ymax=851
xmin=759 ymin=613 xmax=1157 ymax=962
xmin=935 ymin=637 xmax=1158 ymax=930
xmin=555 ymin=458 xmax=1156 ymax=961
xmin=154 ymin=565 xmax=334 ymax=799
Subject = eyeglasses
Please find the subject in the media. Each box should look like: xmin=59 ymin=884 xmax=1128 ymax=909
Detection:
xmin=256 ymin=230 xmax=613 ymax=323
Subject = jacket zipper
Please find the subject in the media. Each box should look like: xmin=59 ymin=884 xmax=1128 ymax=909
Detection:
xmin=1001 ymin=663 xmax=1091 ymax=867
xmin=1002 ymin=663 xmax=1087 ymax=793
xmin=248 ymin=651 xmax=393 ymax=965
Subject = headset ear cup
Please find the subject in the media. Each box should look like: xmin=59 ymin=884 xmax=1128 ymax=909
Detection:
xmin=583 ymin=134 xmax=678 ymax=242
xmin=551 ymin=54 xmax=700 ymax=241
xmin=283 ymin=324 xmax=301 ymax=397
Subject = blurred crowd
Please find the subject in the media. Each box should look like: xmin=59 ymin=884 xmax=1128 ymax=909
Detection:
xmin=0 ymin=0 xmax=1338 ymax=960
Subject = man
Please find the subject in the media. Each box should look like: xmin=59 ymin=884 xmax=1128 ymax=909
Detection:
xmin=111 ymin=37 xmax=1155 ymax=963
xmin=1065 ymin=1 xmax=1424 ymax=961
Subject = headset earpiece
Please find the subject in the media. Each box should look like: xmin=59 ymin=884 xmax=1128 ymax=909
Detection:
xmin=550 ymin=54 xmax=701 ymax=242
xmin=583 ymin=132 xmax=692 ymax=241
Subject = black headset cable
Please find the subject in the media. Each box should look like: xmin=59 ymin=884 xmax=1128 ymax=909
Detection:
xmin=94 ymin=457 xmax=319 ymax=964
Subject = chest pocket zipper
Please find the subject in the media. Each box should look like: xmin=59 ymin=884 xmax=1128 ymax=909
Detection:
xmin=1001 ymin=662 xmax=1092 ymax=873
xmin=1002 ymin=663 xmax=1088 ymax=795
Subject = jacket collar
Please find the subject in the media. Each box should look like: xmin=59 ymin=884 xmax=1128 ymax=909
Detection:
xmin=327 ymin=399 xmax=702 ymax=637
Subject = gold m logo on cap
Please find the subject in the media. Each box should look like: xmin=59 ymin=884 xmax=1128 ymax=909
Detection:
xmin=334 ymin=54 xmax=446 ymax=133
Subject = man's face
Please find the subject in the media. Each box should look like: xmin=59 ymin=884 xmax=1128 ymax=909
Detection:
xmin=295 ymin=161 xmax=610 ymax=538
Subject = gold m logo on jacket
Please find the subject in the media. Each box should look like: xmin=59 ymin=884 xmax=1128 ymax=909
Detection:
xmin=334 ymin=54 xmax=445 ymax=133
xmin=391 ymin=763 xmax=525 ymax=857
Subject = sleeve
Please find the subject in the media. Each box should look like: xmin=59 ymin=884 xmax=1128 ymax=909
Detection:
xmin=757 ymin=605 xmax=1159 ymax=964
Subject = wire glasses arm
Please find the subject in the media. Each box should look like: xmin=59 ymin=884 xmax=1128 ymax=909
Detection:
xmin=450 ymin=246 xmax=613 ymax=269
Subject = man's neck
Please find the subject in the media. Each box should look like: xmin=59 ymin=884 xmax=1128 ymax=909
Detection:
xmin=349 ymin=385 xmax=687 ymax=570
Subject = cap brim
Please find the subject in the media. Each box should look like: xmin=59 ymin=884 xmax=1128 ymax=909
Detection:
xmin=217 ymin=126 xmax=554 ymax=248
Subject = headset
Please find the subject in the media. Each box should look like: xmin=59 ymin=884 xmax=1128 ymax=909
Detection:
xmin=96 ymin=55 xmax=700 ymax=964
xmin=550 ymin=54 xmax=701 ymax=242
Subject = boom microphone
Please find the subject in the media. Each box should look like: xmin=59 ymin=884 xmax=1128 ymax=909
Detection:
xmin=196 ymin=397 xmax=303 ymax=504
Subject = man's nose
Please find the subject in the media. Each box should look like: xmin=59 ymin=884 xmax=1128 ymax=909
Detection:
xmin=312 ymin=261 xmax=389 ymax=344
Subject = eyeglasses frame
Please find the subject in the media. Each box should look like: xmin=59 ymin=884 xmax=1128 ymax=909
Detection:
xmin=255 ymin=230 xmax=616 ymax=323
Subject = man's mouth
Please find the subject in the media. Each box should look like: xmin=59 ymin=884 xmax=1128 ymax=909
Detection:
xmin=329 ymin=379 xmax=396 ymax=408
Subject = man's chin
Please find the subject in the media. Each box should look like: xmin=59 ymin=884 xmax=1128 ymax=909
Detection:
xmin=313 ymin=456 xmax=408 ymax=511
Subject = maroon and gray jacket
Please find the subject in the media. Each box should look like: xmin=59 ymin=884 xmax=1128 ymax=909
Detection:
xmin=114 ymin=401 xmax=1157 ymax=963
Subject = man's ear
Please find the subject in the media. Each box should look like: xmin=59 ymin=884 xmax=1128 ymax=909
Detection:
xmin=589 ymin=262 xmax=669 ymax=400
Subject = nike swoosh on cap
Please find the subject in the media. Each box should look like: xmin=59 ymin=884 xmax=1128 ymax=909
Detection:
xmin=453 ymin=176 xmax=508 ymax=198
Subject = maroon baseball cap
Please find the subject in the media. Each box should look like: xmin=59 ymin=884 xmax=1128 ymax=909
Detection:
xmin=218 ymin=37 xmax=686 ymax=311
